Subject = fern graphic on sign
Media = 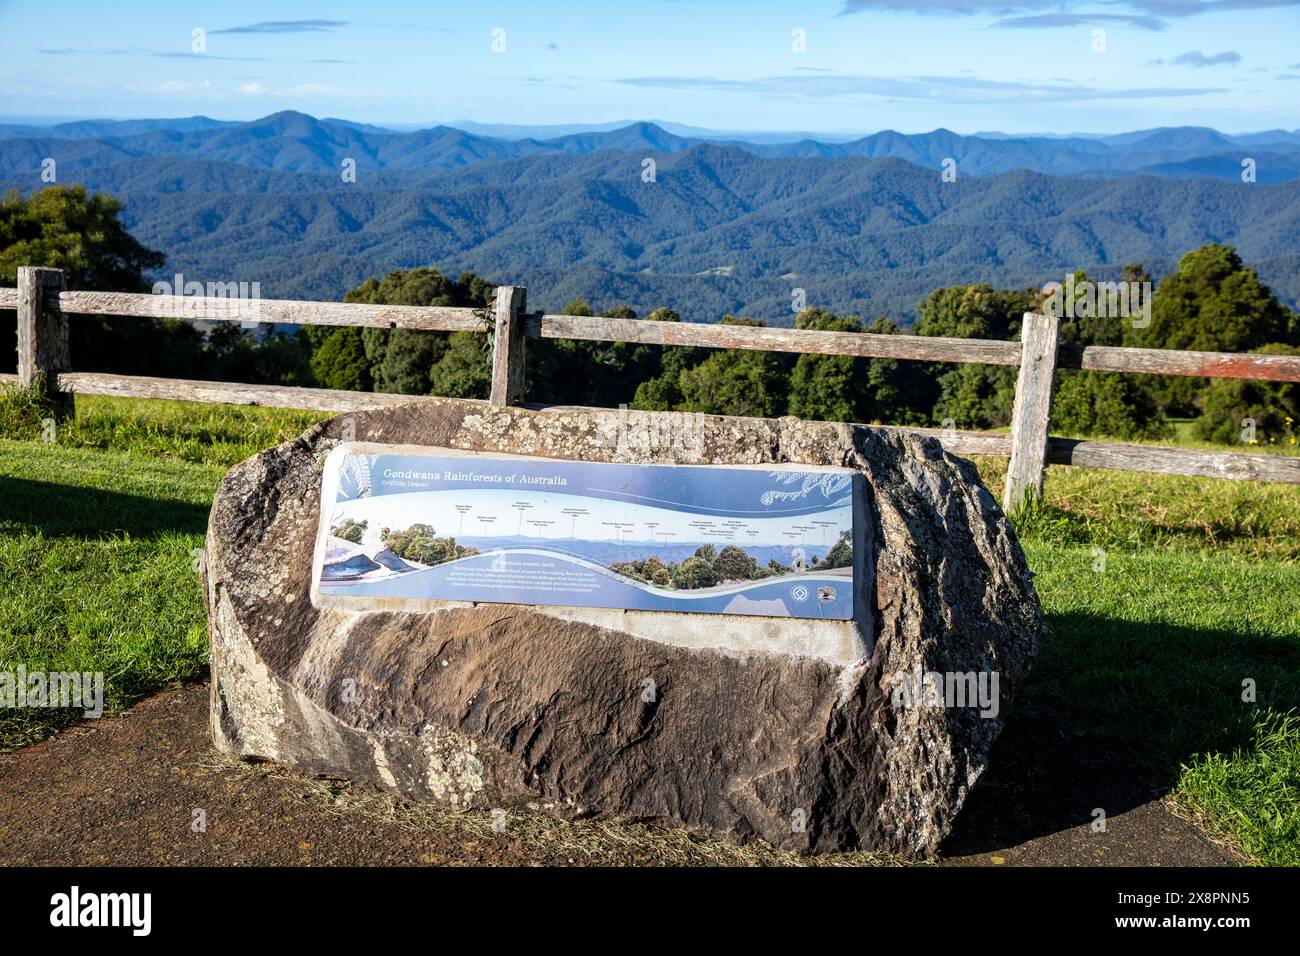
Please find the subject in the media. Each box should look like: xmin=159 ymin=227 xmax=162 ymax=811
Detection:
xmin=336 ymin=454 xmax=375 ymax=502
xmin=760 ymin=472 xmax=852 ymax=507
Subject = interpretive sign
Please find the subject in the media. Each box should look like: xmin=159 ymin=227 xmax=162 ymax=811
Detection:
xmin=312 ymin=445 xmax=861 ymax=620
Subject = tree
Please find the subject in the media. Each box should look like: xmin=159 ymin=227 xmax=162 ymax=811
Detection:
xmin=630 ymin=308 xmax=704 ymax=411
xmin=813 ymin=531 xmax=853 ymax=570
xmin=858 ymin=317 xmax=934 ymax=426
xmin=382 ymin=522 xmax=437 ymax=560
xmin=787 ymin=309 xmax=865 ymax=422
xmin=609 ymin=560 xmax=646 ymax=581
xmin=382 ymin=523 xmax=476 ymax=565
xmin=1036 ymin=267 xmax=1133 ymax=349
xmin=713 ymin=545 xmax=758 ymax=582
xmin=331 ymin=519 xmax=368 ymax=544
xmin=1192 ymin=343 xmax=1299 ymax=445
xmin=0 ymin=185 xmax=317 ymax=385
xmin=204 ymin=323 xmax=314 ymax=388
xmin=310 ymin=327 xmax=372 ymax=391
xmin=531 ymin=301 xmax=662 ymax=406
xmin=559 ymin=298 xmax=593 ymax=316
xmin=343 ymin=267 xmax=495 ymax=396
xmin=672 ymin=555 xmax=716 ymax=590
xmin=69 ymin=312 xmax=210 ymax=379
xmin=676 ymin=318 xmax=792 ymax=418
xmin=1132 ymin=245 xmax=1293 ymax=354
xmin=365 ymin=328 xmax=443 ymax=394
xmin=1036 ymin=268 xmax=1168 ymax=440
xmin=915 ymin=284 xmax=1025 ymax=341
xmin=913 ymin=285 xmax=1029 ymax=429
xmin=0 ymin=186 xmax=165 ymax=291
xmin=1051 ymin=371 xmax=1171 ymax=441
xmin=931 ymin=362 xmax=1017 ymax=430
xmin=1128 ymin=244 xmax=1297 ymax=415
xmin=0 ymin=186 xmax=175 ymax=376
xmin=428 ymin=332 xmax=493 ymax=398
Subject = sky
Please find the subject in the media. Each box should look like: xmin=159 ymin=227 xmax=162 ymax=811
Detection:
xmin=1 ymin=0 xmax=1298 ymax=135
xmin=335 ymin=488 xmax=853 ymax=548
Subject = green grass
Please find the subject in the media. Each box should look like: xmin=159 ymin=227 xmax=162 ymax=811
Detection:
xmin=0 ymin=438 xmax=222 ymax=748
xmin=0 ymin=388 xmax=1297 ymax=864
xmin=1167 ymin=416 xmax=1300 ymax=454
xmin=1023 ymin=542 xmax=1300 ymax=864
xmin=978 ymin=456 xmax=1300 ymax=562
xmin=0 ymin=385 xmax=326 ymax=468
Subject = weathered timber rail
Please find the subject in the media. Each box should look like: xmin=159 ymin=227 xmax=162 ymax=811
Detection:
xmin=3 ymin=269 xmax=1298 ymax=505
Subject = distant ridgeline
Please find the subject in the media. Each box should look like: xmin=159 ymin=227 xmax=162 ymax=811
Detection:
xmin=2 ymin=111 xmax=1299 ymax=321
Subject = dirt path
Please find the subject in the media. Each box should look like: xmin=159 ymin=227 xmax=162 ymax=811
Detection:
xmin=0 ymin=682 xmax=1240 ymax=867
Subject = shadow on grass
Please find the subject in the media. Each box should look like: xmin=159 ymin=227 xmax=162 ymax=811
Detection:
xmin=942 ymin=610 xmax=1299 ymax=858
xmin=0 ymin=476 xmax=210 ymax=539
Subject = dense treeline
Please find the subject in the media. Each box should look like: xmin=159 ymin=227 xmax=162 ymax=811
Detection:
xmin=3 ymin=186 xmax=1297 ymax=447
xmin=609 ymin=535 xmax=852 ymax=591
xmin=305 ymin=247 xmax=1297 ymax=446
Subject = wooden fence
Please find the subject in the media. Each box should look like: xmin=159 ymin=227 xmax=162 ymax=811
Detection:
xmin=3 ymin=266 xmax=1299 ymax=508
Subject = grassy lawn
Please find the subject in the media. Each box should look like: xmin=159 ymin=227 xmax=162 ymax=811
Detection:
xmin=0 ymin=389 xmax=325 ymax=468
xmin=0 ymin=440 xmax=218 ymax=747
xmin=1023 ymin=543 xmax=1299 ymax=865
xmin=0 ymin=391 xmax=1296 ymax=864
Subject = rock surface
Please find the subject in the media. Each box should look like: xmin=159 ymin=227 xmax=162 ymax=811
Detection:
xmin=204 ymin=400 xmax=1045 ymax=855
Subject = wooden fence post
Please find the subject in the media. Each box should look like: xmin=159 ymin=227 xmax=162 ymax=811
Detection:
xmin=17 ymin=266 xmax=72 ymax=419
xmin=489 ymin=285 xmax=527 ymax=406
xmin=1002 ymin=311 xmax=1060 ymax=512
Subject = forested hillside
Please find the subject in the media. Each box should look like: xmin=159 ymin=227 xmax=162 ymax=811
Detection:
xmin=4 ymin=129 xmax=1298 ymax=321
xmin=4 ymin=186 xmax=1294 ymax=450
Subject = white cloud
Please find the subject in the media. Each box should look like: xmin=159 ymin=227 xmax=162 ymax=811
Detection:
xmin=1172 ymin=50 xmax=1243 ymax=67
xmin=839 ymin=0 xmax=1300 ymax=31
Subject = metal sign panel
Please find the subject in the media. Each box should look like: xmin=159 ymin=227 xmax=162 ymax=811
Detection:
xmin=313 ymin=445 xmax=859 ymax=620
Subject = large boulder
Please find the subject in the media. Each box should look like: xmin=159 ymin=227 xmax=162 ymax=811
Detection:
xmin=203 ymin=400 xmax=1045 ymax=855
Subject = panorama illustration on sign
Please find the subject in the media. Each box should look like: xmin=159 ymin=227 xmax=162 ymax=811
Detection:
xmin=314 ymin=448 xmax=857 ymax=620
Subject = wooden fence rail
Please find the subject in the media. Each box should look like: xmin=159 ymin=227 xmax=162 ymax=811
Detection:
xmin=3 ymin=267 xmax=1298 ymax=506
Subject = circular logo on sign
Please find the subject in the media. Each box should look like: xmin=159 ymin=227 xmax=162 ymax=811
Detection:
xmin=790 ymin=585 xmax=809 ymax=602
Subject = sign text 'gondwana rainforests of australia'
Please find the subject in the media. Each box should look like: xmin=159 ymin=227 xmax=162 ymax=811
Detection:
xmin=313 ymin=447 xmax=860 ymax=620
